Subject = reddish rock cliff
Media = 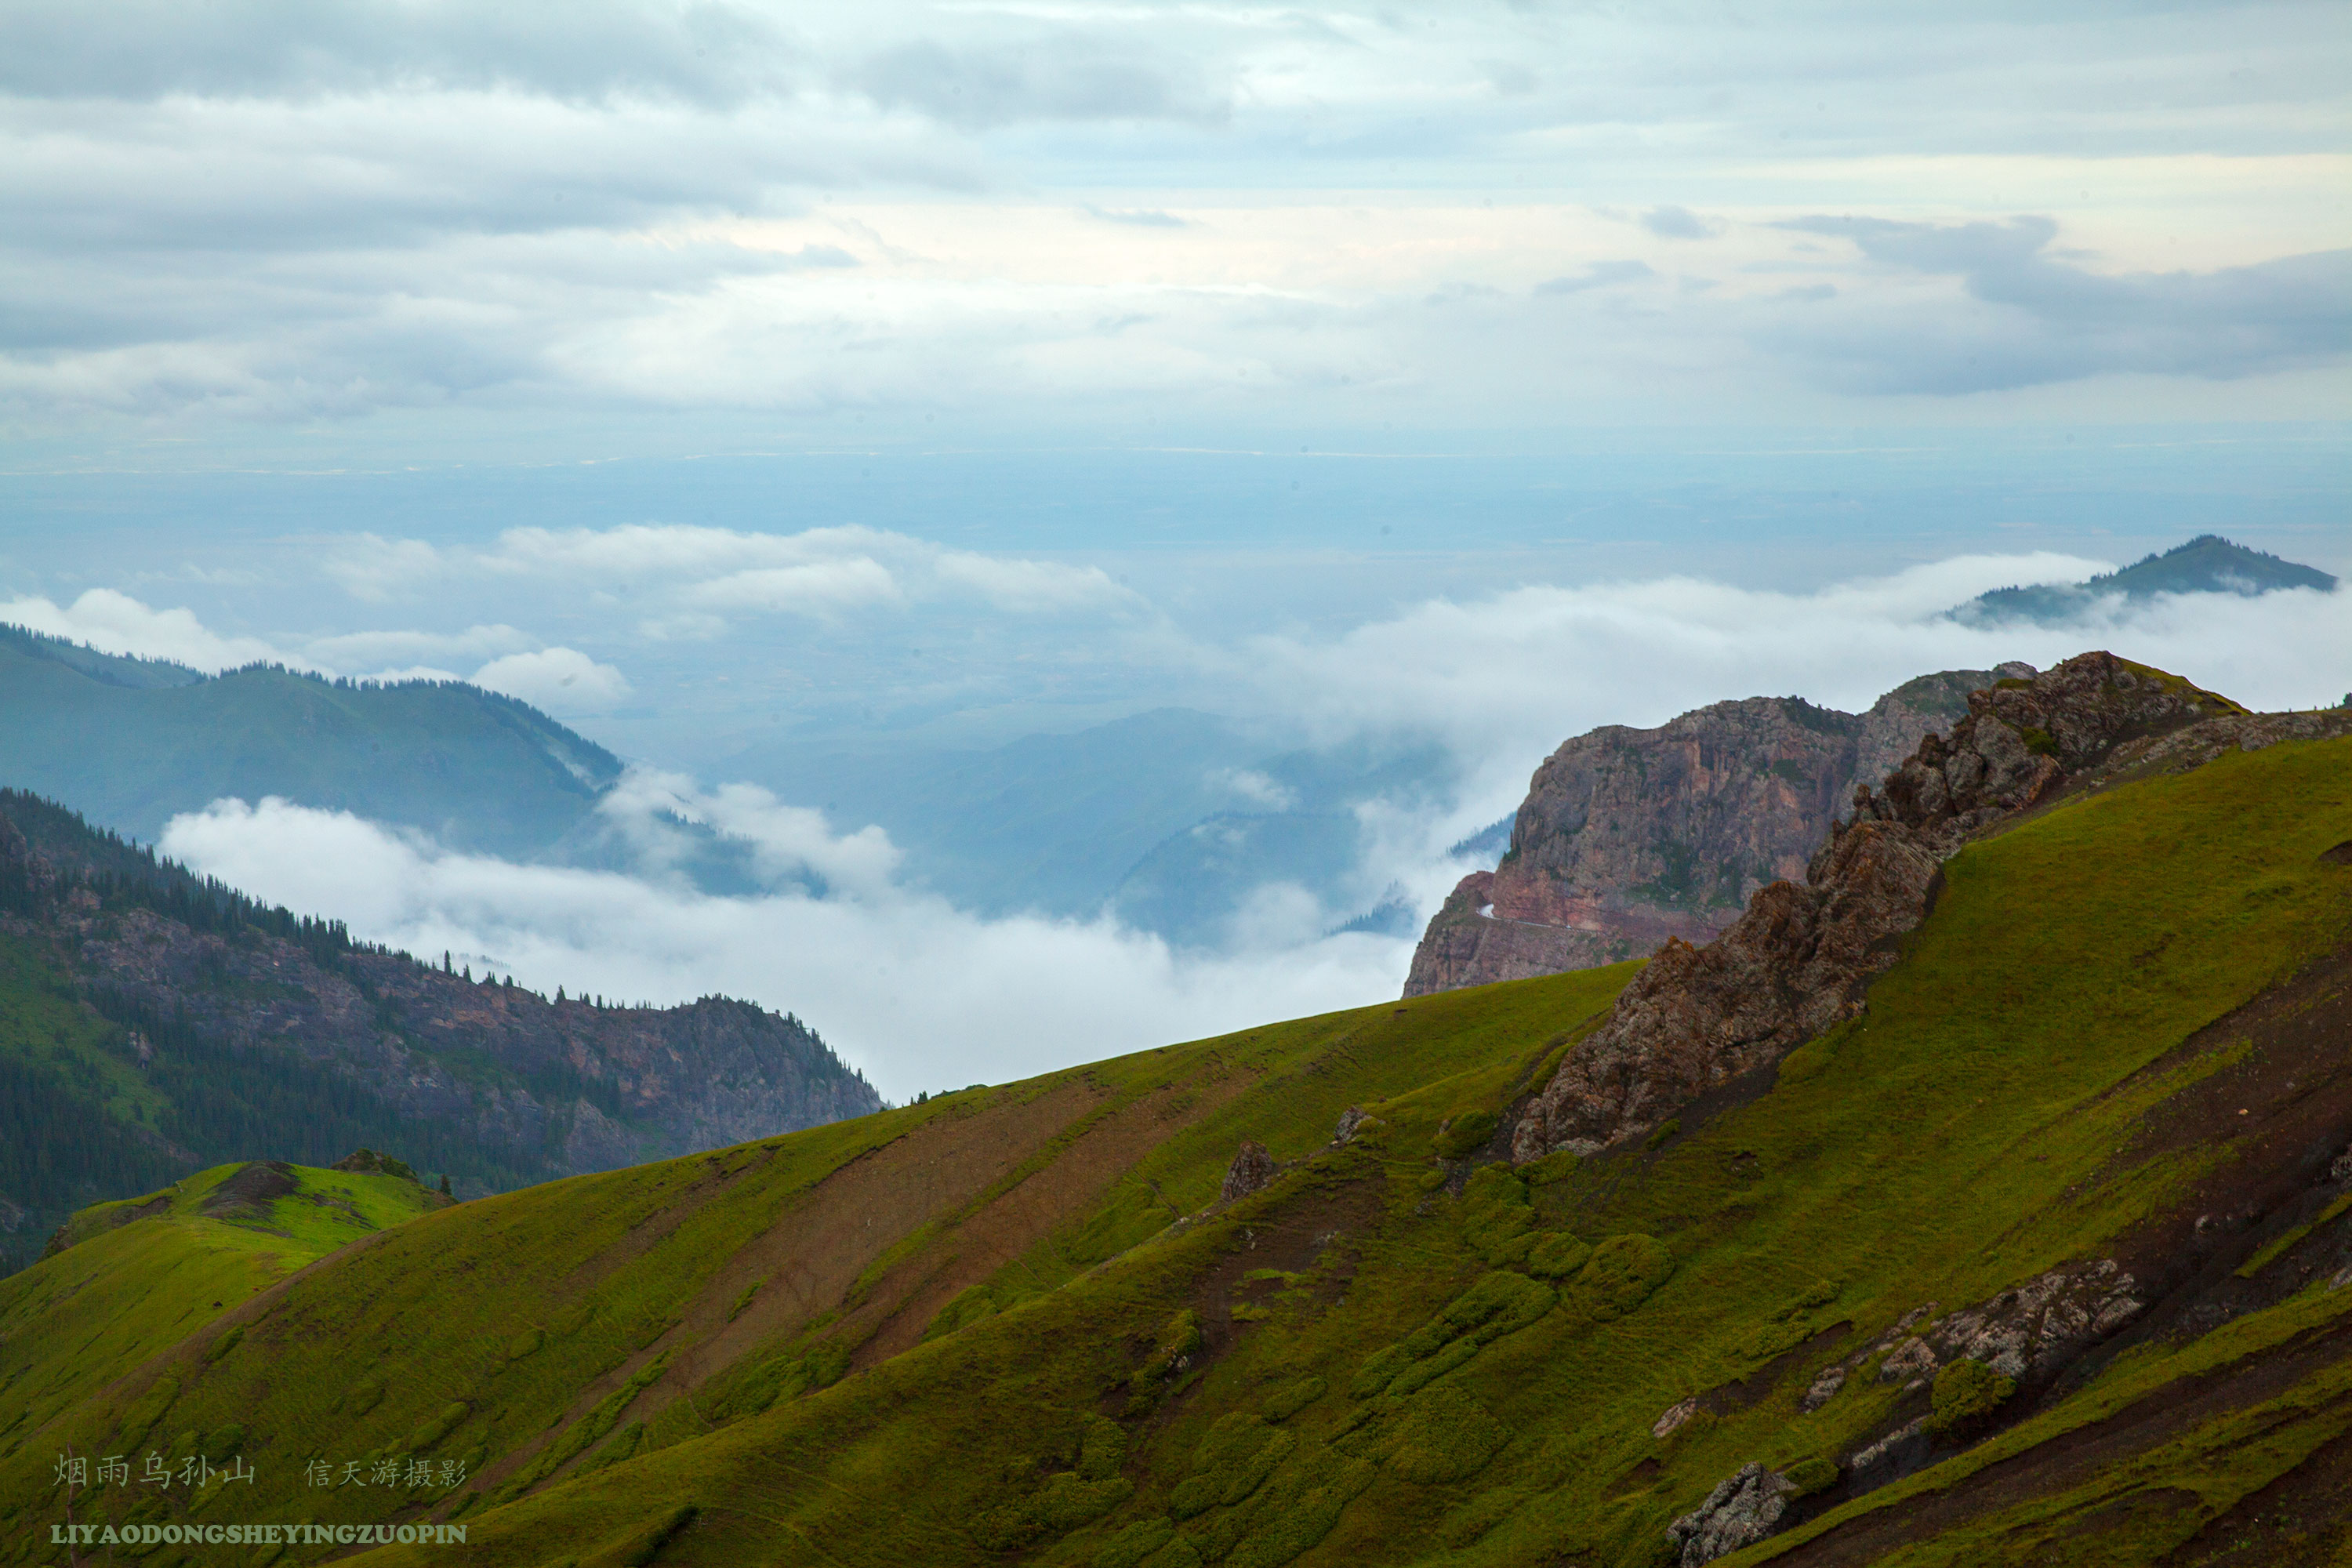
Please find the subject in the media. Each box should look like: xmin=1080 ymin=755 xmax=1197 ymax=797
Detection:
xmin=1510 ymin=652 xmax=2336 ymax=1160
xmin=1404 ymin=668 xmax=2026 ymax=996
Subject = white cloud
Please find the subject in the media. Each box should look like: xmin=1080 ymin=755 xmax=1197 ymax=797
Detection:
xmin=684 ymin=559 xmax=906 ymax=615
xmin=0 ymin=587 xmax=306 ymax=672
xmin=471 ymin=646 xmax=633 ymax=711
xmin=305 ymin=622 xmax=535 ymax=666
xmin=1227 ymin=554 xmax=2352 ymax=844
xmin=332 ymin=521 xmax=1138 ymax=628
xmin=1209 ymin=767 xmax=1296 ymax=811
xmin=599 ymin=768 xmax=904 ymax=898
xmin=324 ymin=535 xmax=447 ymax=602
xmin=158 ymin=793 xmax=1410 ymax=1102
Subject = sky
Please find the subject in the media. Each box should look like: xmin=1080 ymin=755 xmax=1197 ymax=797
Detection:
xmin=2 ymin=2 xmax=2348 ymax=1097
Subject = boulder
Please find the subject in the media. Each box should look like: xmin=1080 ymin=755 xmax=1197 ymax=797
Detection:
xmin=1666 ymin=1461 xmax=1796 ymax=1565
xmin=1220 ymin=1142 xmax=1277 ymax=1203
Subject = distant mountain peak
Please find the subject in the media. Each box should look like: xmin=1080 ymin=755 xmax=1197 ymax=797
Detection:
xmin=1954 ymin=535 xmax=2336 ymax=626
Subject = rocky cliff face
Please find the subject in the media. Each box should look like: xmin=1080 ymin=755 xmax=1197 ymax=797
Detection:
xmin=0 ymin=792 xmax=880 ymax=1211
xmin=1404 ymin=668 xmax=2025 ymax=996
xmin=1511 ymin=652 xmax=2341 ymax=1160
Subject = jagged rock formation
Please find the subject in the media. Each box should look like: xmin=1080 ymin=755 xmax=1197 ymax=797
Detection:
xmin=1512 ymin=652 xmax=2312 ymax=1160
xmin=1666 ymin=1461 xmax=1797 ymax=1565
xmin=1405 ymin=668 xmax=2026 ymax=997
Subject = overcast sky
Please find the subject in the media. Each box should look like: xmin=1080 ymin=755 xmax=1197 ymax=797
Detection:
xmin=2 ymin=0 xmax=2346 ymax=450
xmin=4 ymin=3 xmax=2348 ymax=1094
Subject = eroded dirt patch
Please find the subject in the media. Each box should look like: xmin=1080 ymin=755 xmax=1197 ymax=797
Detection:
xmin=844 ymin=1072 xmax=1263 ymax=1367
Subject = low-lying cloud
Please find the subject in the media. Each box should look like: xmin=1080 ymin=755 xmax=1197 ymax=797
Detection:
xmin=0 ymin=587 xmax=311 ymax=672
xmin=1230 ymin=553 xmax=2352 ymax=837
xmin=81 ymin=543 xmax=2352 ymax=1107
xmin=160 ymin=793 xmax=1408 ymax=1102
xmin=472 ymin=647 xmax=635 ymax=711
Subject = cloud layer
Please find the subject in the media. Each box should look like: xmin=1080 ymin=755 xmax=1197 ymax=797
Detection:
xmin=2 ymin=3 xmax=2343 ymax=435
xmin=328 ymin=523 xmax=1135 ymax=631
xmin=160 ymin=790 xmax=1407 ymax=1101
xmin=111 ymin=543 xmax=2352 ymax=1105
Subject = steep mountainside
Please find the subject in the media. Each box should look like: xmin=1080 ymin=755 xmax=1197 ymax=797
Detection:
xmin=0 ymin=789 xmax=878 ymax=1272
xmin=1405 ymin=667 xmax=2024 ymax=996
xmin=0 ymin=626 xmax=621 ymax=858
xmin=1955 ymin=533 xmax=2338 ymax=626
xmin=5 ymin=653 xmax=2350 ymax=1567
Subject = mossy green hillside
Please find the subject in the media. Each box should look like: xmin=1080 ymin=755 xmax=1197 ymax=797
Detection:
xmin=0 ymin=963 xmax=1632 ymax=1552
xmin=307 ymin=731 xmax=2350 ymax=1568
xmin=0 ymin=1162 xmax=441 ymax=1456
xmin=2 ymin=731 xmax=2347 ymax=1566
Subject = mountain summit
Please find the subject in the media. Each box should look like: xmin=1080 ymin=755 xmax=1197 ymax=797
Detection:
xmin=1954 ymin=534 xmax=2336 ymax=625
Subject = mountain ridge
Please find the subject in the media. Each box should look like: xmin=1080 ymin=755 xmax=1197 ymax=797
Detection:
xmin=1405 ymin=666 xmax=2027 ymax=997
xmin=0 ymin=787 xmax=879 ymax=1272
xmin=1954 ymin=533 xmax=2336 ymax=626
xmin=0 ymin=623 xmax=622 ymax=859
xmin=5 ymin=654 xmax=2350 ymax=1564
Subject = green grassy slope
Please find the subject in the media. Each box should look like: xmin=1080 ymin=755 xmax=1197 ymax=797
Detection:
xmin=375 ymin=732 xmax=2347 ymax=1568
xmin=3 ymin=731 xmax=2348 ymax=1566
xmin=0 ymin=638 xmax=618 ymax=856
xmin=0 ymin=1163 xmax=443 ymax=1459
xmin=0 ymin=963 xmax=1628 ymax=1555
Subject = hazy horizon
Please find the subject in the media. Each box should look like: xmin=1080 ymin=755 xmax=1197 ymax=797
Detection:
xmin=5 ymin=1 xmax=2346 ymax=1096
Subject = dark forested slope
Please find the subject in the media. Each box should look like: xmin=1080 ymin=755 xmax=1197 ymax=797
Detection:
xmin=0 ymin=789 xmax=878 ymax=1273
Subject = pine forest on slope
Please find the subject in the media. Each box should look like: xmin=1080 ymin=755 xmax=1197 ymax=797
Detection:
xmin=0 ymin=789 xmax=879 ymax=1275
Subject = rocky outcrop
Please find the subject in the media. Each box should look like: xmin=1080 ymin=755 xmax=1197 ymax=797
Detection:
xmin=1513 ymin=653 xmax=2259 ymax=1160
xmin=1220 ymin=1142 xmax=1277 ymax=1203
xmin=1667 ymin=1461 xmax=1797 ymax=1565
xmin=1406 ymin=669 xmax=2024 ymax=996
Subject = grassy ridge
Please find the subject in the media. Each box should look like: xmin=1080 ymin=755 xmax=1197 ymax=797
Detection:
xmin=1 ymin=732 xmax=2347 ymax=1565
xmin=0 ymin=1163 xmax=441 ymax=1459
xmin=0 ymin=964 xmax=1631 ymax=1555
xmin=339 ymin=731 xmax=2350 ymax=1568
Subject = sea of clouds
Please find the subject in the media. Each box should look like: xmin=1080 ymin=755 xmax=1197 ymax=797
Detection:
xmin=9 ymin=543 xmax=2328 ymax=1098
